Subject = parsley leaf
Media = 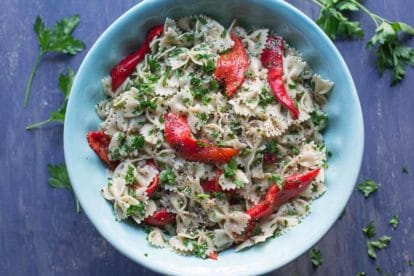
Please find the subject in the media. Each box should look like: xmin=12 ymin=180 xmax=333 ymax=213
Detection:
xmin=402 ymin=166 xmax=409 ymax=174
xmin=356 ymin=273 xmax=366 ymax=276
xmin=196 ymin=193 xmax=210 ymax=200
xmin=367 ymin=235 xmax=391 ymax=259
xmin=26 ymin=68 xmax=75 ymax=129
xmin=362 ymin=221 xmax=376 ymax=238
xmin=310 ymin=248 xmax=323 ymax=267
xmin=358 ymin=179 xmax=378 ymax=198
xmin=224 ymin=158 xmax=238 ymax=178
xmin=192 ymin=241 xmax=208 ymax=258
xmin=389 ymin=215 xmax=399 ymax=229
xmin=313 ymin=0 xmax=364 ymax=40
xmin=126 ymin=202 xmax=145 ymax=217
xmin=159 ymin=167 xmax=176 ymax=186
xmin=48 ymin=163 xmax=80 ymax=213
xmin=25 ymin=15 xmax=84 ymax=107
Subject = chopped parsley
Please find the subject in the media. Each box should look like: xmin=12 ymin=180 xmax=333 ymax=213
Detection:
xmin=358 ymin=179 xmax=378 ymax=198
xmin=240 ymin=148 xmax=251 ymax=157
xmin=195 ymin=112 xmax=209 ymax=122
xmin=190 ymin=77 xmax=201 ymax=86
xmin=126 ymin=202 xmax=145 ymax=217
xmin=201 ymin=59 xmax=216 ymax=73
xmin=310 ymin=248 xmax=323 ymax=267
xmin=367 ymin=235 xmax=391 ymax=259
xmin=196 ymin=193 xmax=210 ymax=200
xmin=389 ymin=215 xmax=399 ymax=229
xmin=264 ymin=141 xmax=278 ymax=154
xmin=402 ymin=166 xmax=409 ymax=174
xmin=252 ymin=225 xmax=262 ymax=236
xmin=209 ymin=79 xmax=220 ymax=91
xmin=310 ymin=110 xmax=328 ymax=129
xmin=362 ymin=222 xmax=376 ymax=238
xmin=235 ymin=179 xmax=245 ymax=188
xmin=224 ymin=158 xmax=238 ymax=178
xmin=259 ymin=88 xmax=274 ymax=107
xmin=159 ymin=167 xmax=176 ymax=186
xmin=290 ymin=147 xmax=300 ymax=155
xmin=269 ymin=174 xmax=284 ymax=188
xmin=125 ymin=166 xmax=135 ymax=184
xmin=147 ymin=56 xmax=161 ymax=73
xmin=288 ymin=81 xmax=297 ymax=89
xmin=409 ymin=260 xmax=414 ymax=267
xmin=356 ymin=273 xmax=366 ymax=276
xmin=192 ymin=241 xmax=208 ymax=258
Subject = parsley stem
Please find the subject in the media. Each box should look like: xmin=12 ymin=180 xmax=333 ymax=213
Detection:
xmin=24 ymin=51 xmax=44 ymax=108
xmin=350 ymin=0 xmax=382 ymax=26
xmin=26 ymin=117 xmax=52 ymax=130
xmin=311 ymin=0 xmax=324 ymax=8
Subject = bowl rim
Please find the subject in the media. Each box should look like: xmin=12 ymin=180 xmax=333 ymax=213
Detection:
xmin=64 ymin=0 xmax=364 ymax=274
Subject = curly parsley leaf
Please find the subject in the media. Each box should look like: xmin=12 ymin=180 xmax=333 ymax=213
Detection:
xmin=358 ymin=179 xmax=378 ymax=198
xmin=26 ymin=68 xmax=75 ymax=130
xmin=313 ymin=0 xmax=364 ymax=40
xmin=367 ymin=235 xmax=391 ymax=259
xmin=224 ymin=158 xmax=238 ymax=178
xmin=362 ymin=221 xmax=376 ymax=238
xmin=310 ymin=248 xmax=323 ymax=267
xmin=389 ymin=215 xmax=399 ymax=229
xmin=25 ymin=15 xmax=84 ymax=107
xmin=48 ymin=163 xmax=80 ymax=213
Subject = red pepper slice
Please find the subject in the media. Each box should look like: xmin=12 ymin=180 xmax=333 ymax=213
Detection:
xmin=110 ymin=24 xmax=164 ymax=91
xmin=86 ymin=131 xmax=119 ymax=170
xmin=208 ymin=251 xmax=218 ymax=260
xmin=214 ymin=33 xmax=249 ymax=97
xmin=235 ymin=168 xmax=320 ymax=242
xmin=143 ymin=209 xmax=176 ymax=227
xmin=164 ymin=113 xmax=239 ymax=164
xmin=144 ymin=160 xmax=159 ymax=197
xmin=201 ymin=169 xmax=223 ymax=193
xmin=261 ymin=35 xmax=299 ymax=119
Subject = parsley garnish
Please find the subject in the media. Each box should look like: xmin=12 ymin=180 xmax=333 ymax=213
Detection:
xmin=252 ymin=225 xmax=262 ymax=236
xmin=356 ymin=273 xmax=366 ymax=276
xmin=358 ymin=179 xmax=378 ymax=198
xmin=313 ymin=0 xmax=414 ymax=85
xmin=224 ymin=158 xmax=238 ymax=178
xmin=309 ymin=248 xmax=323 ymax=267
xmin=196 ymin=193 xmax=210 ymax=200
xmin=264 ymin=141 xmax=278 ymax=154
xmin=126 ymin=202 xmax=145 ymax=217
xmin=26 ymin=68 xmax=75 ymax=129
xmin=48 ymin=164 xmax=80 ymax=213
xmin=192 ymin=241 xmax=208 ymax=258
xmin=125 ymin=166 xmax=135 ymax=185
xmin=367 ymin=235 xmax=391 ymax=259
xmin=402 ymin=166 xmax=409 ymax=174
xmin=409 ymin=260 xmax=414 ymax=267
xmin=362 ymin=221 xmax=376 ymax=238
xmin=389 ymin=215 xmax=399 ymax=229
xmin=25 ymin=15 xmax=84 ymax=107
xmin=201 ymin=59 xmax=216 ymax=73
xmin=269 ymin=174 xmax=284 ymax=189
xmin=259 ymin=88 xmax=274 ymax=107
xmin=310 ymin=110 xmax=328 ymax=129
xmin=159 ymin=167 xmax=176 ymax=186
xmin=195 ymin=112 xmax=209 ymax=122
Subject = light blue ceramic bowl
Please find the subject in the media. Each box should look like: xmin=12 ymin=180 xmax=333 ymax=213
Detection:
xmin=64 ymin=0 xmax=364 ymax=274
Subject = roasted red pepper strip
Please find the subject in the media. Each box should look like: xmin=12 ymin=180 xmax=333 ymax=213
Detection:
xmin=110 ymin=24 xmax=164 ymax=91
xmin=261 ymin=35 xmax=299 ymax=119
xmin=213 ymin=33 xmax=249 ymax=97
xmin=143 ymin=209 xmax=176 ymax=227
xmin=235 ymin=168 xmax=321 ymax=242
xmin=164 ymin=113 xmax=239 ymax=164
xmin=144 ymin=160 xmax=159 ymax=197
xmin=86 ymin=131 xmax=119 ymax=170
xmin=201 ymin=169 xmax=223 ymax=193
xmin=208 ymin=251 xmax=218 ymax=260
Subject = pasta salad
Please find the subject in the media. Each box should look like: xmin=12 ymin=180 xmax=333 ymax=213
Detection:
xmin=86 ymin=15 xmax=333 ymax=259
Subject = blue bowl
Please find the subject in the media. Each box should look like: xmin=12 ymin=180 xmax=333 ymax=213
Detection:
xmin=64 ymin=0 xmax=364 ymax=274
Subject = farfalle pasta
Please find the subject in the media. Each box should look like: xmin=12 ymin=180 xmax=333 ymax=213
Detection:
xmin=87 ymin=15 xmax=333 ymax=259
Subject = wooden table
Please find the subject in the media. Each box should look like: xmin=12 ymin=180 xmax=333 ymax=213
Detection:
xmin=1 ymin=0 xmax=413 ymax=275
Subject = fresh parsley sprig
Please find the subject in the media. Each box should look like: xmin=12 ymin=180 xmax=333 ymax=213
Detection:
xmin=312 ymin=0 xmax=414 ymax=85
xmin=310 ymin=248 xmax=323 ymax=267
xmin=48 ymin=164 xmax=80 ymax=213
xmin=25 ymin=15 xmax=84 ymax=107
xmin=26 ymin=68 xmax=74 ymax=130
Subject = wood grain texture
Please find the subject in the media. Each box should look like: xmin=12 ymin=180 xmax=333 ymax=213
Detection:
xmin=0 ymin=0 xmax=413 ymax=275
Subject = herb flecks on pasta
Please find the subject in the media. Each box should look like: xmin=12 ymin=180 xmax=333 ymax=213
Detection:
xmin=87 ymin=15 xmax=333 ymax=259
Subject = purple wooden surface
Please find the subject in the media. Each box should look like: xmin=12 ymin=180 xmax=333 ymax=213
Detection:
xmin=0 ymin=0 xmax=413 ymax=275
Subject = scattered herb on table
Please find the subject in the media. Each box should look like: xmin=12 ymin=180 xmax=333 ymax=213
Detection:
xmin=389 ymin=215 xmax=399 ymax=229
xmin=310 ymin=248 xmax=323 ymax=267
xmin=356 ymin=273 xmax=366 ymax=276
xmin=362 ymin=221 xmax=376 ymax=238
xmin=48 ymin=164 xmax=80 ymax=213
xmin=311 ymin=0 xmax=414 ymax=85
xmin=402 ymin=166 xmax=409 ymax=174
xmin=25 ymin=14 xmax=84 ymax=107
xmin=408 ymin=260 xmax=414 ymax=267
xmin=358 ymin=179 xmax=378 ymax=197
xmin=26 ymin=67 xmax=75 ymax=129
xmin=367 ymin=235 xmax=391 ymax=259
